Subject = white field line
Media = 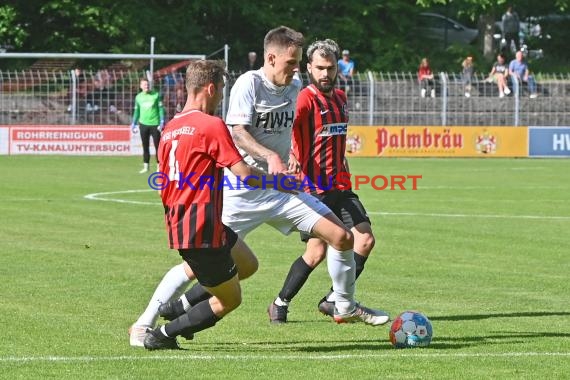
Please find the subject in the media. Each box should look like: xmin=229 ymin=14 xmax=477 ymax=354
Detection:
xmin=417 ymin=186 xmax=568 ymax=190
xmin=368 ymin=211 xmax=570 ymax=221
xmin=83 ymin=189 xmax=157 ymax=206
xmin=83 ymin=190 xmax=570 ymax=221
xmin=2 ymin=352 xmax=570 ymax=363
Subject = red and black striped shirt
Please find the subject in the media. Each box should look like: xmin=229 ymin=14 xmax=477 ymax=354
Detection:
xmin=292 ymin=84 xmax=349 ymax=194
xmin=158 ymin=110 xmax=242 ymax=249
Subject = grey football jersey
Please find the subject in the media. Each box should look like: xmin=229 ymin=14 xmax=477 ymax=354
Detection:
xmin=226 ymin=69 xmax=301 ymax=173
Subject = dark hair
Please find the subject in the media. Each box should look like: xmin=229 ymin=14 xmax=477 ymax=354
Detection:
xmin=263 ymin=26 xmax=304 ymax=53
xmin=185 ymin=60 xmax=227 ymax=90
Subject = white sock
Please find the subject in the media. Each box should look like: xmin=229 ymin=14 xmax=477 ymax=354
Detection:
xmin=274 ymin=297 xmax=289 ymax=307
xmin=134 ymin=263 xmax=191 ymax=327
xmin=326 ymin=246 xmax=356 ymax=314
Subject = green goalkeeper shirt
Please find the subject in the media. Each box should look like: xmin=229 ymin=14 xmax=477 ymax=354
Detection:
xmin=132 ymin=90 xmax=165 ymax=126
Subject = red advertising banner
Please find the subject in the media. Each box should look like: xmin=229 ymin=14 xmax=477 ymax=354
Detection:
xmin=4 ymin=125 xmax=139 ymax=155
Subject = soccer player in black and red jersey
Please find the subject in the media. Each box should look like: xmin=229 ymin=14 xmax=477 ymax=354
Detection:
xmin=143 ymin=59 xmax=291 ymax=350
xmin=268 ymin=39 xmax=389 ymax=324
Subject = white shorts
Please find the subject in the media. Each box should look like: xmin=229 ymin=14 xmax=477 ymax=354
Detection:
xmin=222 ymin=188 xmax=332 ymax=238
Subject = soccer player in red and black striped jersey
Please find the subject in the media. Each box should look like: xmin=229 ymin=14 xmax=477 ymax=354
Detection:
xmin=143 ymin=60 xmax=291 ymax=350
xmin=291 ymin=58 xmax=349 ymax=195
xmin=269 ymin=39 xmax=389 ymax=323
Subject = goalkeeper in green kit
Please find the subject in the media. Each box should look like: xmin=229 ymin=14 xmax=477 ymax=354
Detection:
xmin=131 ymin=77 xmax=166 ymax=173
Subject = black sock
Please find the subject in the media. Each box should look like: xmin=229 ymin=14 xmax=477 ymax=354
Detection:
xmin=354 ymin=251 xmax=368 ymax=280
xmin=278 ymin=256 xmax=315 ymax=302
xmin=184 ymin=283 xmax=212 ymax=306
xmin=165 ymin=300 xmax=220 ymax=337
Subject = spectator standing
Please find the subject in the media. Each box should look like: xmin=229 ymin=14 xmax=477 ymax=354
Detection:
xmin=418 ymin=57 xmax=435 ymax=98
xmin=243 ymin=51 xmax=258 ymax=72
xmin=337 ymin=49 xmax=355 ymax=94
xmin=502 ymin=5 xmax=520 ymax=53
xmin=162 ymin=68 xmax=185 ymax=117
xmin=462 ymin=55 xmax=474 ymax=97
xmin=509 ymin=50 xmax=538 ymax=98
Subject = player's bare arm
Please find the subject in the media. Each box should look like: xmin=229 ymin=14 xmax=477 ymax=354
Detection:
xmin=229 ymin=160 xmax=298 ymax=193
xmin=343 ymin=157 xmax=351 ymax=174
xmin=288 ymin=152 xmax=300 ymax=174
xmin=232 ymin=124 xmax=287 ymax=174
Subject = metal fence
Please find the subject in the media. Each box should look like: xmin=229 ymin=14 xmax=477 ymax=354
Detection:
xmin=1 ymin=69 xmax=569 ymax=126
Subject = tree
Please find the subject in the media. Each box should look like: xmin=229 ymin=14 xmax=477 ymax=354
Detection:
xmin=0 ymin=5 xmax=28 ymax=50
xmin=0 ymin=0 xmax=567 ymax=72
xmin=416 ymin=0 xmax=569 ymax=60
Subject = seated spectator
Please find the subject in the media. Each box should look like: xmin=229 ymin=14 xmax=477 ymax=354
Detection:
xmin=338 ymin=49 xmax=355 ymax=94
xmin=162 ymin=68 xmax=185 ymax=117
xmin=86 ymin=69 xmax=116 ymax=112
xmin=488 ymin=53 xmax=511 ymax=98
xmin=462 ymin=55 xmax=474 ymax=98
xmin=66 ymin=67 xmax=87 ymax=112
xmin=418 ymin=57 xmax=435 ymax=98
xmin=509 ymin=51 xmax=538 ymax=98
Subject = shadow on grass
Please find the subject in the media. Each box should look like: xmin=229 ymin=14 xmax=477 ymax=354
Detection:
xmin=183 ymin=330 xmax=570 ymax=353
xmin=427 ymin=331 xmax=570 ymax=349
xmin=297 ymin=331 xmax=570 ymax=352
xmin=173 ymin=312 xmax=570 ymax=353
xmin=182 ymin=339 xmax=396 ymax=352
xmin=430 ymin=311 xmax=570 ymax=321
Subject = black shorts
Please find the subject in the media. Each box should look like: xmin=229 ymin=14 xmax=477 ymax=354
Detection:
xmin=178 ymin=226 xmax=238 ymax=287
xmin=300 ymin=190 xmax=371 ymax=242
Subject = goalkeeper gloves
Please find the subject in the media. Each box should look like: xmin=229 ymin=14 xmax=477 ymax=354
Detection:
xmin=158 ymin=119 xmax=165 ymax=132
xmin=130 ymin=123 xmax=138 ymax=134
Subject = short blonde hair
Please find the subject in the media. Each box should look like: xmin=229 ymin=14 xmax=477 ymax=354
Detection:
xmin=185 ymin=60 xmax=227 ymax=91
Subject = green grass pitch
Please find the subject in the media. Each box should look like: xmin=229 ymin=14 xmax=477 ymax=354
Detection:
xmin=1 ymin=156 xmax=569 ymax=379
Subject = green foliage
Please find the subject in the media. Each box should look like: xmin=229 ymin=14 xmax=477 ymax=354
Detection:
xmin=416 ymin=0 xmax=568 ymax=19
xmin=0 ymin=5 xmax=28 ymax=48
xmin=0 ymin=0 xmax=568 ymax=72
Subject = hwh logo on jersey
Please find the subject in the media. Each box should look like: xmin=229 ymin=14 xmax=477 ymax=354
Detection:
xmin=319 ymin=123 xmax=348 ymax=136
xmin=255 ymin=111 xmax=294 ymax=134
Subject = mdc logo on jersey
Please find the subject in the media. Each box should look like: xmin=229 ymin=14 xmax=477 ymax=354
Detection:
xmin=319 ymin=123 xmax=348 ymax=136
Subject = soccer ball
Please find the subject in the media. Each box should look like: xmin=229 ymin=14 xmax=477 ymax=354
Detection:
xmin=389 ymin=311 xmax=433 ymax=348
